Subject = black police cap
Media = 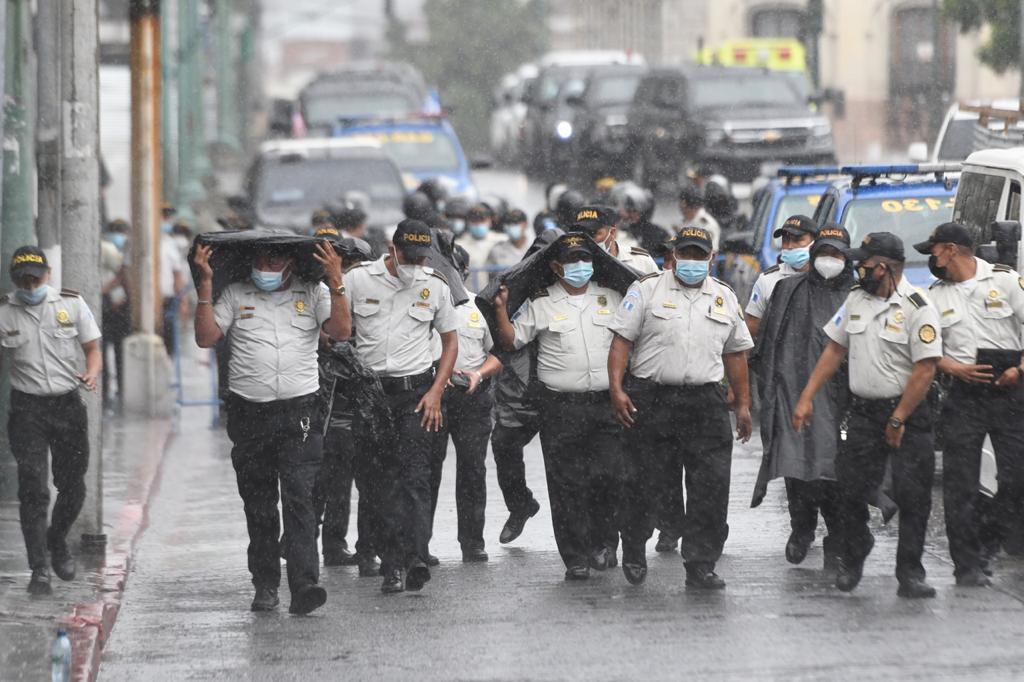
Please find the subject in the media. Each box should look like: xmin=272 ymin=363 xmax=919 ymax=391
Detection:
xmin=913 ymin=221 xmax=973 ymax=254
xmin=393 ymin=219 xmax=433 ymax=258
xmin=844 ymin=231 xmax=905 ymax=263
xmin=571 ymin=205 xmax=617 ymax=233
xmin=773 ymin=214 xmax=818 ymax=240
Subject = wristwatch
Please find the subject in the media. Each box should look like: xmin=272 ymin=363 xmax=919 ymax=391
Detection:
xmin=888 ymin=416 xmax=904 ymax=429
xmin=330 ymin=284 xmax=346 ymax=296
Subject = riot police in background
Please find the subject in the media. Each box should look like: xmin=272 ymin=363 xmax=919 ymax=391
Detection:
xmin=794 ymin=232 xmax=942 ymax=599
xmin=916 ymin=223 xmax=1024 ymax=585
xmin=1 ymin=247 xmax=102 ymax=595
xmin=618 ymin=187 xmax=669 ymax=256
xmin=194 ymin=238 xmax=349 ymax=615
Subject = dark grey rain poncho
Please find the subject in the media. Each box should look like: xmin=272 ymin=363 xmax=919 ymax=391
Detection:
xmin=751 ymin=265 xmax=853 ymax=508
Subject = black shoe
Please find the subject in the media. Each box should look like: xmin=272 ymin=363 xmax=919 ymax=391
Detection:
xmin=322 ymin=545 xmax=357 ymax=567
xmin=564 ymin=565 xmax=590 ymax=581
xmin=381 ymin=569 xmax=405 ymax=594
xmin=461 ymin=548 xmax=489 ymax=563
xmin=606 ymin=549 xmax=618 ymax=569
xmin=685 ymin=565 xmax=726 ymax=590
xmin=289 ymin=584 xmax=327 ymax=615
xmin=406 ymin=563 xmax=431 ymax=591
xmin=27 ymin=568 xmax=52 ymax=595
xmin=250 ymin=586 xmax=279 ymax=612
xmin=784 ymin=531 xmax=812 ymax=565
xmin=51 ymin=547 xmax=76 ymax=582
xmin=589 ymin=547 xmax=610 ymax=571
xmin=425 ymin=553 xmax=440 ymax=567
xmin=357 ymin=554 xmax=381 ymax=578
xmin=499 ymin=499 xmax=542 ymax=544
xmin=897 ymin=578 xmax=936 ymax=599
xmin=835 ymin=556 xmax=865 ymax=592
xmin=655 ymin=531 xmax=678 ymax=553
xmin=955 ymin=568 xmax=992 ymax=587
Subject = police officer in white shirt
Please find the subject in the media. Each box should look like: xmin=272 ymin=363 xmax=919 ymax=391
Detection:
xmin=343 ymin=219 xmax=460 ymax=594
xmin=794 ymin=232 xmax=942 ymax=599
xmin=915 ymin=223 xmax=1024 ymax=586
xmin=492 ymin=233 xmax=624 ymax=580
xmin=0 ymin=246 xmax=102 ymax=595
xmin=745 ymin=214 xmax=817 ymax=339
xmin=609 ymin=227 xmax=753 ymax=589
xmin=194 ymin=237 xmax=349 ymax=615
xmin=572 ymin=205 xmax=659 ymax=276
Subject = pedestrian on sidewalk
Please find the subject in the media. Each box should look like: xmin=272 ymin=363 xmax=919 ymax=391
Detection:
xmin=794 ymin=232 xmax=942 ymax=599
xmin=750 ymin=224 xmax=853 ymax=569
xmin=0 ymin=246 xmax=102 ymax=595
xmin=342 ymin=219 xmax=459 ymax=594
xmin=193 ymin=237 xmax=350 ymax=615
xmin=101 ymin=220 xmax=131 ymax=407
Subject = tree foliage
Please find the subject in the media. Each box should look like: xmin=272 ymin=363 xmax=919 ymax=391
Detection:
xmin=944 ymin=0 xmax=1021 ymax=73
xmin=391 ymin=0 xmax=549 ymax=152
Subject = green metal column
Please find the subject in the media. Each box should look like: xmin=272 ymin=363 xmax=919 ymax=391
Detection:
xmin=215 ymin=0 xmax=239 ymax=150
xmin=2 ymin=0 xmax=36 ymax=278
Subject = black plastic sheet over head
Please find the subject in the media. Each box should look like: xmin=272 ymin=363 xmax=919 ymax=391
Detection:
xmin=474 ymin=231 xmax=641 ymax=334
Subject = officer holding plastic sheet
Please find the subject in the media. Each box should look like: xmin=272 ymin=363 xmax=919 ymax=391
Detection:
xmin=193 ymin=236 xmax=349 ymax=615
xmin=343 ymin=219 xmax=459 ymax=594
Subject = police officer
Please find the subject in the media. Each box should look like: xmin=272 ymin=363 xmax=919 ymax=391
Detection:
xmin=793 ymin=232 xmax=942 ymax=599
xmin=428 ymin=245 xmax=503 ymax=562
xmin=915 ymin=222 xmax=1024 ymax=585
xmin=745 ymin=214 xmax=817 ymax=339
xmin=194 ymin=238 xmax=348 ymax=614
xmin=492 ymin=234 xmax=624 ymax=580
xmin=343 ymin=219 xmax=459 ymax=593
xmin=609 ymin=227 xmax=753 ymax=588
xmin=0 ymin=247 xmax=102 ymax=595
xmin=572 ymin=205 xmax=659 ymax=275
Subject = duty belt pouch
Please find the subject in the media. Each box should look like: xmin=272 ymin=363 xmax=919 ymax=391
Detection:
xmin=976 ymin=349 xmax=1023 ymax=383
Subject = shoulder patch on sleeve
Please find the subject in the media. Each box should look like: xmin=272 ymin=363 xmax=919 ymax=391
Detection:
xmin=907 ymin=291 xmax=927 ymax=308
xmin=529 ymin=288 xmax=550 ymax=301
xmin=344 ymin=262 xmax=366 ymax=274
xmin=629 ymin=246 xmax=651 ymax=256
xmin=429 ymin=270 xmax=448 ymax=285
xmin=763 ymin=264 xmax=781 ymax=275
xmin=711 ymin=276 xmax=735 ymax=293
xmin=638 ymin=271 xmax=660 ymax=282
xmin=59 ymin=288 xmax=81 ymax=298
xmin=993 ymin=263 xmax=1013 ymax=273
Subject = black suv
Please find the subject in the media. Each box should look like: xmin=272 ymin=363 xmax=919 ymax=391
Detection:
xmin=565 ymin=64 xmax=648 ymax=182
xmin=627 ymin=65 xmax=835 ymax=185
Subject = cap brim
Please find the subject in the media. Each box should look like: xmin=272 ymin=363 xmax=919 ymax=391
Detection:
xmin=912 ymin=239 xmax=935 ymax=255
xmin=842 ymin=247 xmax=871 ymax=261
xmin=773 ymin=226 xmax=814 ymax=239
xmin=11 ymin=264 xmax=48 ymax=278
xmin=571 ymin=219 xmax=603 ymax=233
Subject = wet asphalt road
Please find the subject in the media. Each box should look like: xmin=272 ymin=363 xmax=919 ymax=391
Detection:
xmin=99 ymin=171 xmax=1024 ymax=680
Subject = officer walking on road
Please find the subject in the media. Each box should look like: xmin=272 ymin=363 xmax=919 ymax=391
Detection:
xmin=745 ymin=215 xmax=818 ymax=339
xmin=194 ymin=238 xmax=348 ymax=615
xmin=0 ymin=247 xmax=102 ymax=595
xmin=493 ymin=233 xmax=624 ymax=580
xmin=343 ymin=219 xmax=459 ymax=594
xmin=793 ymin=232 xmax=942 ymax=599
xmin=573 ymin=205 xmax=659 ymax=275
xmin=609 ymin=227 xmax=753 ymax=588
xmin=915 ymin=222 xmax=1024 ymax=585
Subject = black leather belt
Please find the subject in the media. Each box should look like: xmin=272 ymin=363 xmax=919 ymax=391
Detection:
xmin=380 ymin=370 xmax=434 ymax=394
xmin=536 ymin=385 xmax=609 ymax=404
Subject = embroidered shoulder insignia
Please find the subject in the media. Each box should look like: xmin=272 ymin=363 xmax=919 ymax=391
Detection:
xmin=907 ymin=292 xmax=927 ymax=308
xmin=59 ymin=288 xmax=81 ymax=298
xmin=712 ymin=276 xmax=735 ymax=293
xmin=763 ymin=264 xmax=781 ymax=275
xmin=993 ymin=263 xmax=1012 ymax=273
xmin=344 ymin=262 xmax=366 ymax=273
xmin=638 ymin=272 xmax=660 ymax=282
xmin=429 ymin=270 xmax=448 ymax=285
xmin=629 ymin=246 xmax=651 ymax=256
xmin=850 ymin=284 xmax=862 ymax=291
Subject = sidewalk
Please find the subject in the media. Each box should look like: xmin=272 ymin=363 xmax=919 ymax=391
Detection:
xmin=0 ymin=340 xmax=216 ymax=681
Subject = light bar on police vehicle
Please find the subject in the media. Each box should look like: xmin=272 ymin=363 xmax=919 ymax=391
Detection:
xmin=776 ymin=165 xmax=842 ymax=186
xmin=840 ymin=163 xmax=961 ymax=178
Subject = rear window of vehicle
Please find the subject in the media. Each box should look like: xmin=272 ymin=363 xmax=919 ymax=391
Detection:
xmin=590 ymin=75 xmax=642 ymax=104
xmin=842 ymin=194 xmax=955 ymax=262
xmin=303 ymin=92 xmax=417 ymax=126
xmin=257 ymin=157 xmax=405 ymax=212
xmin=953 ymin=171 xmax=1007 ymax=239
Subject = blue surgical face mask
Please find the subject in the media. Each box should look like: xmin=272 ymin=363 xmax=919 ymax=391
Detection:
xmin=251 ymin=268 xmax=284 ymax=292
xmin=449 ymin=218 xmax=466 ymax=236
xmin=560 ymin=261 xmax=593 ymax=288
xmin=780 ymin=244 xmax=812 ymax=269
xmin=469 ymin=223 xmax=490 ymax=240
xmin=107 ymin=233 xmax=127 ymax=250
xmin=505 ymin=223 xmax=524 ymax=242
xmin=675 ymin=259 xmax=709 ymax=285
xmin=16 ymin=283 xmax=49 ymax=306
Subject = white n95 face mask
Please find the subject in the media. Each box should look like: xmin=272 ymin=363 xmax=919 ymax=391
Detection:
xmin=813 ymin=256 xmax=845 ymax=280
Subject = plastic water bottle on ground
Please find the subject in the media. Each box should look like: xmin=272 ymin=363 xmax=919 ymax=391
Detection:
xmin=51 ymin=629 xmax=71 ymax=682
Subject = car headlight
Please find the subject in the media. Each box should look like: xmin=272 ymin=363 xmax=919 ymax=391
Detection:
xmin=556 ymin=120 xmax=573 ymax=140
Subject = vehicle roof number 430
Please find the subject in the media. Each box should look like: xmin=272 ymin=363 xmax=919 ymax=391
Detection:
xmin=881 ymin=197 xmax=955 ymax=213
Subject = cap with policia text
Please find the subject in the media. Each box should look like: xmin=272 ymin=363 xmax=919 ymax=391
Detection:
xmin=913 ymin=221 xmax=974 ymax=254
xmin=552 ymin=233 xmax=593 ymax=262
xmin=571 ymin=205 xmax=617 ymax=233
xmin=672 ymin=226 xmax=714 ymax=254
xmin=812 ymin=223 xmax=850 ymax=254
xmin=10 ymin=246 xmax=49 ymax=279
xmin=773 ymin=214 xmax=818 ymax=239
xmin=844 ymin=231 xmax=905 ymax=262
xmin=393 ymin=219 xmax=434 ymax=258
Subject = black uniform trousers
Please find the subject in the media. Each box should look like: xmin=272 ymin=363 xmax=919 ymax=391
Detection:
xmin=315 ymin=419 xmax=385 ymax=559
xmin=620 ymin=380 xmax=733 ymax=569
xmin=9 ymin=390 xmax=89 ymax=571
xmin=941 ymin=380 xmax=1024 ymax=575
xmin=491 ymin=418 xmax=540 ymax=516
xmin=377 ymin=380 xmax=435 ymax=572
xmin=536 ymin=387 xmax=622 ymax=569
xmin=225 ymin=392 xmax=323 ymax=595
xmin=785 ymin=478 xmax=842 ymax=556
xmin=837 ymin=396 xmax=934 ymax=583
xmin=429 ymin=384 xmax=492 ymax=551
